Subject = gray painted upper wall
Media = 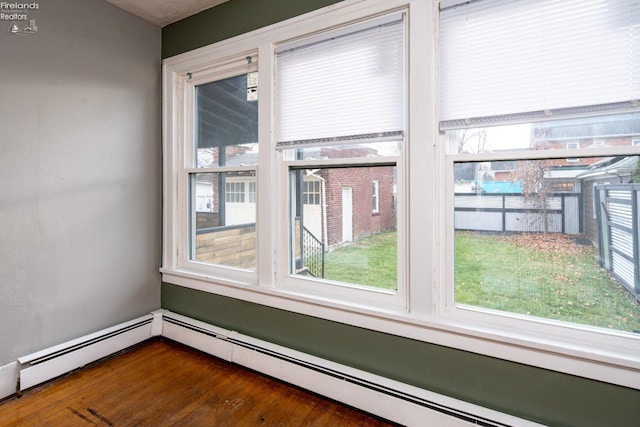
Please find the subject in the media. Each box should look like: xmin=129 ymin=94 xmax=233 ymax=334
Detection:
xmin=0 ymin=0 xmax=162 ymax=364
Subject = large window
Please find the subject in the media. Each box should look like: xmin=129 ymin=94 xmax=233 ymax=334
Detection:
xmin=440 ymin=0 xmax=640 ymax=374
xmin=450 ymin=121 xmax=640 ymax=334
xmin=275 ymin=12 xmax=406 ymax=307
xmin=191 ymin=73 xmax=258 ymax=272
xmin=162 ymin=0 xmax=640 ymax=391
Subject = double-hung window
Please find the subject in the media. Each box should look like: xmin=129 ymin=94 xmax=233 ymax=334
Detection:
xmin=440 ymin=0 xmax=640 ymax=362
xmin=164 ymin=55 xmax=260 ymax=284
xmin=274 ymin=12 xmax=406 ymax=308
xmin=163 ymin=1 xmax=410 ymax=306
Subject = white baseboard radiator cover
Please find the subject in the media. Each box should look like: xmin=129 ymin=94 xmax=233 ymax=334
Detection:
xmin=1 ymin=310 xmax=542 ymax=426
xmin=161 ymin=311 xmax=542 ymax=427
xmin=15 ymin=313 xmax=160 ymax=393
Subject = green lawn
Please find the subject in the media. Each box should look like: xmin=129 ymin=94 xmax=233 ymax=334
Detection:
xmin=322 ymin=230 xmax=640 ymax=333
xmin=323 ymin=231 xmax=397 ymax=290
xmin=455 ymin=231 xmax=640 ymax=333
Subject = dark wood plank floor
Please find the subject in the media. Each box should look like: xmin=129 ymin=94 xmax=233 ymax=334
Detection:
xmin=0 ymin=338 xmax=396 ymax=426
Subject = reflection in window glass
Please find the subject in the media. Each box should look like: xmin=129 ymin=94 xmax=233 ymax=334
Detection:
xmin=453 ymin=157 xmax=640 ymax=333
xmin=445 ymin=112 xmax=640 ymax=154
xmin=290 ymin=166 xmax=397 ymax=290
xmin=284 ymin=141 xmax=401 ymax=161
xmin=190 ymin=171 xmax=256 ymax=270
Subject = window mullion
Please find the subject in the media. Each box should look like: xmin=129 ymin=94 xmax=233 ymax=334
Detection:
xmin=257 ymin=43 xmax=276 ymax=289
xmin=406 ymin=0 xmax=436 ymax=318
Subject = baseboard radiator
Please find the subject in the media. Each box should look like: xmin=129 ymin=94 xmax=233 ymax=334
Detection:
xmin=5 ymin=311 xmax=541 ymax=426
xmin=16 ymin=314 xmax=158 ymax=392
xmin=161 ymin=311 xmax=542 ymax=427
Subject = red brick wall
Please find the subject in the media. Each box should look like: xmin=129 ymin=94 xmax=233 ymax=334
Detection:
xmin=323 ymin=166 xmax=395 ymax=247
xmin=533 ymin=137 xmax=632 ymax=168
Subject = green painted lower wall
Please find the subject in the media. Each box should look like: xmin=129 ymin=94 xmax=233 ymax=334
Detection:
xmin=162 ymin=282 xmax=639 ymax=427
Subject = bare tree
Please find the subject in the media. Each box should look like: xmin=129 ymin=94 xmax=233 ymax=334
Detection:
xmin=450 ymin=128 xmax=488 ymax=154
xmin=514 ymin=159 xmax=553 ymax=235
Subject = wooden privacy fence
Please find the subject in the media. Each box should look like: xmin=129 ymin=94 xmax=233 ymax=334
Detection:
xmin=196 ymin=224 xmax=256 ymax=269
xmin=595 ymin=184 xmax=640 ymax=300
xmin=454 ymin=192 xmax=582 ymax=235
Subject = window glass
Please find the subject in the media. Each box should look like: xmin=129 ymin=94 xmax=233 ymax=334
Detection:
xmin=451 ymin=116 xmax=640 ymax=334
xmin=277 ymin=14 xmax=404 ymax=295
xmin=283 ymin=141 xmax=401 ymax=161
xmin=190 ymin=171 xmax=256 ymax=270
xmin=191 ymin=72 xmax=258 ymax=271
xmin=445 ymin=113 xmax=640 ymax=154
xmin=290 ymin=166 xmax=397 ymax=290
xmin=196 ymin=74 xmax=259 ymax=168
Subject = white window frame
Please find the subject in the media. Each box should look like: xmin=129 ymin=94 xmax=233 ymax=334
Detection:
xmin=162 ymin=0 xmax=640 ymax=391
xmin=280 ymin=159 xmax=406 ymax=310
xmin=303 ymin=179 xmax=321 ymax=206
xmin=372 ymin=179 xmax=380 ymax=213
xmin=274 ymin=9 xmax=408 ymax=311
xmin=225 ymin=181 xmax=246 ymax=203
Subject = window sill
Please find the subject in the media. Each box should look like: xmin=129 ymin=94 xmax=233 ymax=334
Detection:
xmin=160 ymin=267 xmax=640 ymax=390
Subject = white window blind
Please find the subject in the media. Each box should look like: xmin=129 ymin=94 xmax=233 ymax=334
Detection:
xmin=275 ymin=13 xmax=405 ymax=147
xmin=439 ymin=0 xmax=640 ymax=130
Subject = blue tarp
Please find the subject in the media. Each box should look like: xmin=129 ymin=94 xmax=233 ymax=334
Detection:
xmin=476 ymin=181 xmax=522 ymax=193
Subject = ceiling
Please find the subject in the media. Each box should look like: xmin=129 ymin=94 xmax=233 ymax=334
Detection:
xmin=104 ymin=0 xmax=229 ymax=27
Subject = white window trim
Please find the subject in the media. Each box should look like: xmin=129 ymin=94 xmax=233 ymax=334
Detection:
xmin=162 ymin=0 xmax=640 ymax=391
xmin=279 ymin=157 xmax=407 ymax=311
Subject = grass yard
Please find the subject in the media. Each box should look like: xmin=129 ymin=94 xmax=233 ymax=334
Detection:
xmin=455 ymin=231 xmax=640 ymax=333
xmin=323 ymin=230 xmax=397 ymax=290
xmin=321 ymin=229 xmax=640 ymax=333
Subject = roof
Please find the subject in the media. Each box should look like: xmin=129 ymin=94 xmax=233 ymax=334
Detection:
xmin=578 ymin=156 xmax=639 ymax=180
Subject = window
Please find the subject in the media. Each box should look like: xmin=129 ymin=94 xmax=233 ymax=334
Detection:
xmin=372 ymin=179 xmax=380 ymax=213
xmin=225 ymin=181 xmax=245 ymax=203
xmin=275 ymin=11 xmax=406 ymax=307
xmin=452 ymin=148 xmax=639 ymax=334
xmin=178 ymin=64 xmax=259 ymax=278
xmin=440 ymin=0 xmax=640 ymax=381
xmin=289 ymin=165 xmax=398 ymax=292
xmin=303 ymin=180 xmax=321 ymax=206
xmin=248 ymin=181 xmax=256 ymax=204
xmin=162 ymin=0 xmax=640 ymax=391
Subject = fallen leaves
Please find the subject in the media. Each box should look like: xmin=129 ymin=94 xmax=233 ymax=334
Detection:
xmin=500 ymin=233 xmax=594 ymax=256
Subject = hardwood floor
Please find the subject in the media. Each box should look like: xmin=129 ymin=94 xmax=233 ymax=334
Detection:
xmin=0 ymin=339 xmax=397 ymax=426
